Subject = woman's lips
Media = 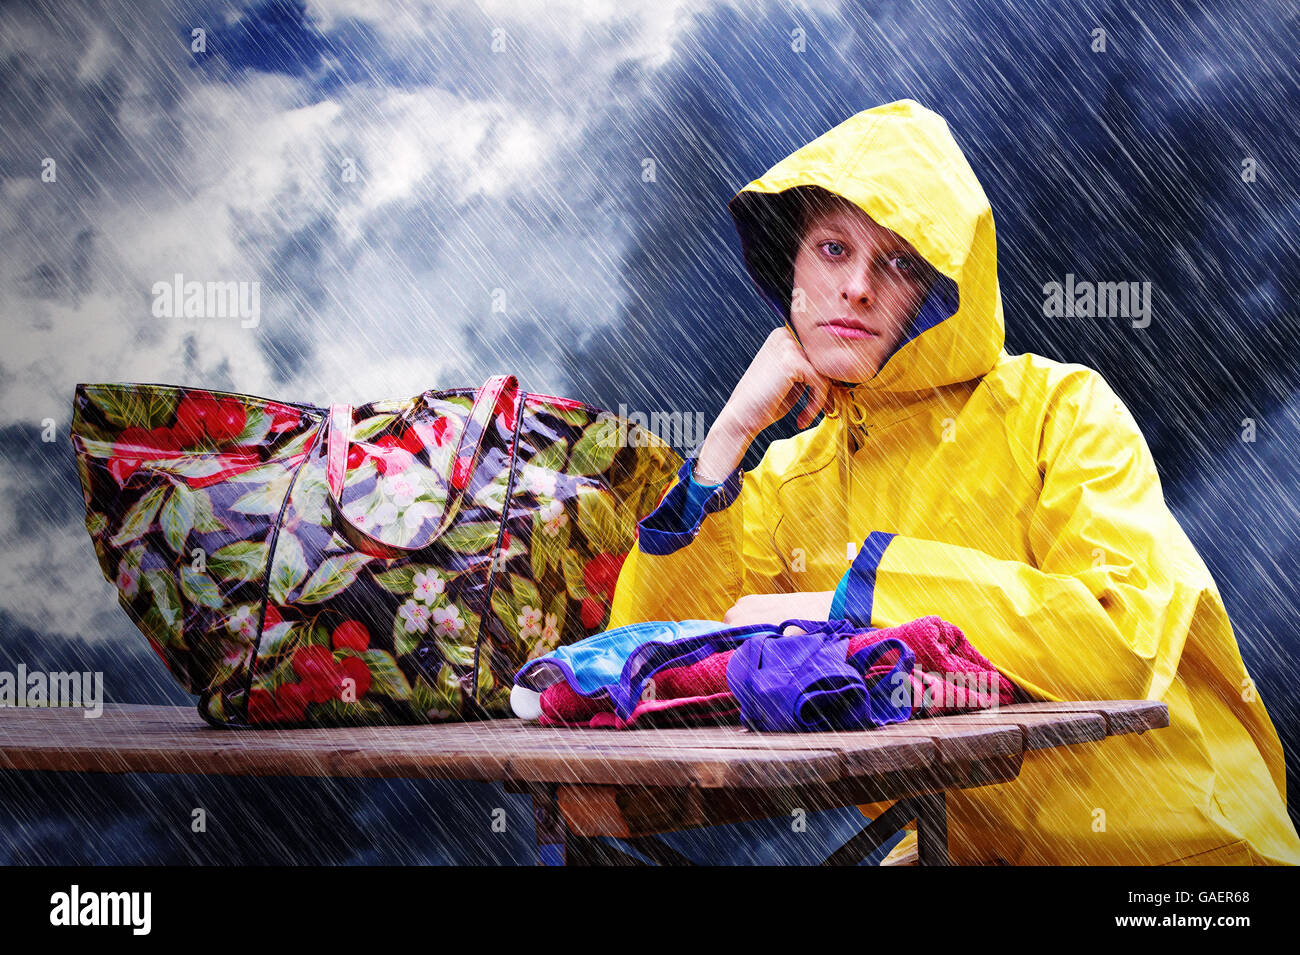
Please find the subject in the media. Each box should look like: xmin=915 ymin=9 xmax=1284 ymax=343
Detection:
xmin=822 ymin=320 xmax=879 ymax=340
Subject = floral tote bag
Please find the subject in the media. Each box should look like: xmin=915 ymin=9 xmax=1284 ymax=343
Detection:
xmin=70 ymin=375 xmax=682 ymax=728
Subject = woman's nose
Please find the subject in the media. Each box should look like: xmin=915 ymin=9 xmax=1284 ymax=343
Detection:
xmin=841 ymin=271 xmax=874 ymax=306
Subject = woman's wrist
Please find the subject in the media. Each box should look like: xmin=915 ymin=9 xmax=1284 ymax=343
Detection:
xmin=693 ymin=409 xmax=752 ymax=484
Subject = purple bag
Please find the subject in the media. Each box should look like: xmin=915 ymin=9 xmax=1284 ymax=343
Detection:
xmin=726 ymin=620 xmax=915 ymax=731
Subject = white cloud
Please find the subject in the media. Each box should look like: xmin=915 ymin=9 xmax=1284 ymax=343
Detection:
xmin=310 ymin=0 xmax=704 ymax=68
xmin=0 ymin=0 xmax=720 ymax=637
xmin=0 ymin=467 xmax=122 ymax=639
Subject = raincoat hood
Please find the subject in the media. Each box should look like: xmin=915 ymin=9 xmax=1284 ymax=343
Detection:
xmin=728 ymin=99 xmax=1005 ymax=411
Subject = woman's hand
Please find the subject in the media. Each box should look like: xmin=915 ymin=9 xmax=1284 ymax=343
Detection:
xmin=694 ymin=327 xmax=834 ymax=482
xmin=722 ymin=591 xmax=837 ymax=629
xmin=726 ymin=325 xmax=834 ymax=435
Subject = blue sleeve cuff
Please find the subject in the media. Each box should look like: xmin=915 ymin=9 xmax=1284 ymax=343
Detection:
xmin=637 ymin=456 xmax=743 ymax=557
xmin=682 ymin=470 xmax=722 ymax=521
xmin=840 ymin=532 xmax=897 ymax=628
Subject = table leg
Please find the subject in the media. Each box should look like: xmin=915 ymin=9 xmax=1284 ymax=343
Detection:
xmin=820 ymin=797 xmax=917 ymax=866
xmin=530 ymin=776 xmax=961 ymax=866
xmin=820 ymin=791 xmax=951 ymax=866
xmin=913 ymin=791 xmax=950 ymax=866
xmin=528 ymin=784 xmax=655 ymax=866
xmin=531 ymin=784 xmax=566 ymax=866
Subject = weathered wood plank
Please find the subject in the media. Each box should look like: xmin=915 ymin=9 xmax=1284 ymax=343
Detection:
xmin=840 ymin=721 xmax=1023 ymax=763
xmin=926 ymin=711 xmax=1106 ymax=749
xmin=989 ymin=700 xmax=1169 ymax=735
xmin=0 ymin=707 xmax=844 ymax=787
xmin=0 ymin=705 xmax=931 ymax=785
xmin=515 ymin=721 xmax=1019 ymax=763
xmin=502 ymin=747 xmax=846 ymax=788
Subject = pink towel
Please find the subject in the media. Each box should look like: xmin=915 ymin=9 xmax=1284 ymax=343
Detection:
xmin=846 ymin=615 xmax=1019 ymax=716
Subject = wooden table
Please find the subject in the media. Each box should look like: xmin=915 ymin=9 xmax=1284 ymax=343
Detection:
xmin=0 ymin=700 xmax=1167 ymax=866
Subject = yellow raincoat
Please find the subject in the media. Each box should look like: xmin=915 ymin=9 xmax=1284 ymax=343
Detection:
xmin=608 ymin=99 xmax=1300 ymax=866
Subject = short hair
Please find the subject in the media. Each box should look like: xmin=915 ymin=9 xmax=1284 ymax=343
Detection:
xmin=728 ymin=185 xmax=844 ymax=318
xmin=791 ymin=186 xmax=854 ymax=246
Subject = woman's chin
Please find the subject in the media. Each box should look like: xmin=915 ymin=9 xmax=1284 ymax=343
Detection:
xmin=809 ymin=348 xmax=879 ymax=385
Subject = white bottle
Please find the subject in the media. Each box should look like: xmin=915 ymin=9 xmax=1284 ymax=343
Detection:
xmin=510 ymin=684 xmax=543 ymax=721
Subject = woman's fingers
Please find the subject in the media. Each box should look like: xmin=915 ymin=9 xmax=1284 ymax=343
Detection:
xmin=730 ymin=324 xmax=835 ymax=437
xmin=777 ymin=380 xmax=803 ymax=419
xmin=794 ymin=354 xmax=833 ymax=429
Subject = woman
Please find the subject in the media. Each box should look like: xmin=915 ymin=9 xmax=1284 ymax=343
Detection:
xmin=606 ymin=99 xmax=1300 ymax=866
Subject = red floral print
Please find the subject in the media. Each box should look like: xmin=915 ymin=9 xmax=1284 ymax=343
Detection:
xmin=249 ymin=682 xmax=310 ymax=723
xmin=292 ymin=645 xmax=342 ymax=704
xmin=268 ymin=405 xmax=302 ymax=434
xmin=578 ymin=552 xmax=627 ymax=631
xmin=174 ymin=395 xmax=247 ymax=446
xmin=331 ymin=620 xmax=370 ymax=651
xmin=451 ymin=453 xmax=473 ymax=490
xmin=338 ymin=656 xmax=372 ymax=699
xmin=412 ymin=415 xmax=454 ymax=449
xmin=580 ymin=597 xmax=607 ymax=630
xmin=273 ymin=682 xmax=310 ymax=720
xmin=106 ymin=425 xmax=185 ymax=486
xmin=397 ymin=427 xmax=425 ymax=455
xmin=583 ymin=552 xmax=626 ymax=601
xmin=370 ymin=435 xmax=414 ymax=475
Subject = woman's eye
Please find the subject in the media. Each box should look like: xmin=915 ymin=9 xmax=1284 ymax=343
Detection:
xmin=819 ymin=240 xmax=845 ymax=257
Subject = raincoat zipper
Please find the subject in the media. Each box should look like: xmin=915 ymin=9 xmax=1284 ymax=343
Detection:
xmin=827 ymin=387 xmax=871 ymax=558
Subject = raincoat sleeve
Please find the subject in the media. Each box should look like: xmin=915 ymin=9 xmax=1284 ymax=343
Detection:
xmin=607 ymin=454 xmax=790 ymax=626
xmin=838 ymin=370 xmax=1182 ymax=703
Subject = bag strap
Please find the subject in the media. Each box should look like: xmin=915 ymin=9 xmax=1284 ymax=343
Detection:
xmin=846 ymin=637 xmax=915 ymax=725
xmin=325 ymin=375 xmax=520 ymax=559
xmin=776 ymin=617 xmax=857 ymax=637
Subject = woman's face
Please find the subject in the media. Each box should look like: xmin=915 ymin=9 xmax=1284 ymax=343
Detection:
xmin=789 ymin=196 xmax=936 ymax=383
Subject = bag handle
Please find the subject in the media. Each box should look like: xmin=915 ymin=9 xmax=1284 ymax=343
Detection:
xmin=776 ymin=617 xmax=857 ymax=637
xmin=325 ymin=375 xmax=520 ymax=559
xmin=847 ymin=637 xmax=915 ymax=725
